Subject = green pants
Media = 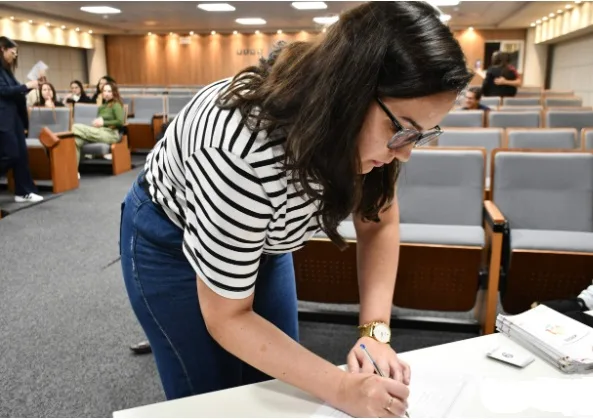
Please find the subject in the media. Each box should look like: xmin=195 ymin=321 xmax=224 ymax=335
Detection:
xmin=72 ymin=123 xmax=119 ymax=164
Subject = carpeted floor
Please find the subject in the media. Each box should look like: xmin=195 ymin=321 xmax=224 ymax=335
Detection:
xmin=0 ymin=165 xmax=478 ymax=418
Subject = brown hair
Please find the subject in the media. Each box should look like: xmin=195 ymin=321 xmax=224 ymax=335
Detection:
xmin=102 ymin=82 xmax=123 ymax=106
xmin=218 ymin=1 xmax=472 ymax=249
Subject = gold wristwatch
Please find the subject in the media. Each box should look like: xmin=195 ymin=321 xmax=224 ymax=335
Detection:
xmin=358 ymin=321 xmax=391 ymax=344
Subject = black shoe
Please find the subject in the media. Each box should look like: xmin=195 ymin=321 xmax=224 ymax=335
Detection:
xmin=130 ymin=340 xmax=152 ymax=355
xmin=531 ymin=297 xmax=588 ymax=314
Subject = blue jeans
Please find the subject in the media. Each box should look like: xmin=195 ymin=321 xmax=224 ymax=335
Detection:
xmin=119 ymin=175 xmax=299 ymax=399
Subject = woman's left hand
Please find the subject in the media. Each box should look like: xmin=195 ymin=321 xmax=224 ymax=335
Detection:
xmin=494 ymin=76 xmax=507 ymax=86
xmin=92 ymin=117 xmax=104 ymax=127
xmin=347 ymin=337 xmax=411 ymax=384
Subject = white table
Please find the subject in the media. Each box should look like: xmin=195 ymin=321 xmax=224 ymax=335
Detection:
xmin=114 ymin=333 xmax=591 ymax=418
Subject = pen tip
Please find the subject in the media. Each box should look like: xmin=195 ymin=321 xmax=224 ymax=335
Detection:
xmin=360 ymin=344 xmax=366 ymax=350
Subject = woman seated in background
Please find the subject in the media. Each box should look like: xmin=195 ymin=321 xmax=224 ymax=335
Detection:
xmin=33 ymin=82 xmax=64 ymax=108
xmin=481 ymin=51 xmax=519 ymax=97
xmin=72 ymin=82 xmax=124 ymax=166
xmin=63 ymin=80 xmax=93 ymax=105
xmin=91 ymin=75 xmax=115 ymax=104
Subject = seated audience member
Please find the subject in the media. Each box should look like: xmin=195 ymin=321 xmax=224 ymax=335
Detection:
xmin=532 ymin=281 xmax=593 ymax=327
xmin=33 ymin=82 xmax=64 ymax=108
xmin=0 ymin=36 xmax=43 ymax=203
xmin=461 ymin=86 xmax=490 ymax=111
xmin=63 ymin=80 xmax=93 ymax=105
xmin=91 ymin=75 xmax=115 ymax=105
xmin=72 ymin=82 xmax=124 ymax=166
xmin=482 ymin=51 xmax=518 ymax=97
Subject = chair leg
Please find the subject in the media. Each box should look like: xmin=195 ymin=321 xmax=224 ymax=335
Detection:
xmin=49 ymin=138 xmax=79 ymax=194
xmin=111 ymin=137 xmax=132 ymax=175
xmin=479 ymin=231 xmax=503 ymax=334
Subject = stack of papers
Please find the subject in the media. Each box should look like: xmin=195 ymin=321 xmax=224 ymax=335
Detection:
xmin=497 ymin=305 xmax=593 ymax=374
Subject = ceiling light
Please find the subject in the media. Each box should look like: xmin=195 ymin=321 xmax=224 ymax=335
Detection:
xmin=575 ymin=0 xmax=582 ymax=4
xmin=291 ymin=2 xmax=327 ymax=10
xmin=10 ymin=16 xmax=14 ymax=20
xmin=148 ymin=32 xmax=152 ymax=35
xmin=427 ymin=0 xmax=460 ymax=6
xmin=233 ymin=30 xmax=238 ymax=34
xmin=536 ymin=19 xmax=542 ymax=23
xmin=542 ymin=17 xmax=548 ymax=21
xmin=28 ymin=20 xmax=33 ymax=23
xmin=211 ymin=30 xmax=216 ymax=35
xmin=439 ymin=14 xmax=452 ymax=22
xmin=197 ymin=3 xmax=235 ymax=12
xmin=88 ymin=30 xmax=93 ymax=34
xmin=557 ymin=9 xmax=563 ymax=13
xmin=45 ymin=22 xmax=51 ymax=26
xmin=322 ymin=28 xmax=327 ymax=33
xmin=61 ymin=25 xmax=66 ymax=29
xmin=565 ymin=4 xmax=573 ymax=9
xmin=80 ymin=6 xmax=121 ymax=14
xmin=189 ymin=31 xmax=194 ymax=35
xmin=255 ymin=30 xmax=260 ymax=34
xmin=236 ymin=18 xmax=266 ymax=25
xmin=75 ymin=27 xmax=80 ymax=31
xmin=468 ymin=26 xmax=474 ymax=31
xmin=549 ymin=13 xmax=555 ymax=17
xmin=530 ymin=22 xmax=536 ymax=27
xmin=312 ymin=16 xmax=338 ymax=25
xmin=169 ymin=32 xmax=174 ymax=35
xmin=277 ymin=29 xmax=282 ymax=34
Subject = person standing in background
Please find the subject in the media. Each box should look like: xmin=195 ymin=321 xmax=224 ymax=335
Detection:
xmin=0 ymin=36 xmax=44 ymax=203
xmin=481 ymin=51 xmax=518 ymax=97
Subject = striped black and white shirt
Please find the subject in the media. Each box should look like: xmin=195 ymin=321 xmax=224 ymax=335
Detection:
xmin=144 ymin=78 xmax=321 ymax=299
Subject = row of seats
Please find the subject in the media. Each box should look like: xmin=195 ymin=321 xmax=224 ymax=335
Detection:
xmin=293 ymin=148 xmax=593 ymax=334
xmin=515 ymin=88 xmax=574 ymax=97
xmin=442 ymin=109 xmax=593 ymax=130
xmin=479 ymin=96 xmax=584 ymax=108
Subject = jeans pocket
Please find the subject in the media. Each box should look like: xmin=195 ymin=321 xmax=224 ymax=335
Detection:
xmin=119 ymin=201 xmax=125 ymax=256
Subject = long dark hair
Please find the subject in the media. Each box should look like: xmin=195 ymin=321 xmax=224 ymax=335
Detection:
xmin=219 ymin=1 xmax=472 ymax=249
xmin=102 ymin=82 xmax=123 ymax=106
xmin=35 ymin=82 xmax=58 ymax=106
xmin=0 ymin=36 xmax=18 ymax=72
xmin=70 ymin=80 xmax=90 ymax=101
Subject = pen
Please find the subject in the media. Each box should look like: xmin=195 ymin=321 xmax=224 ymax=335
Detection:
xmin=360 ymin=344 xmax=410 ymax=418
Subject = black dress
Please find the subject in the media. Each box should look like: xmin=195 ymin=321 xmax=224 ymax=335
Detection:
xmin=481 ymin=65 xmax=517 ymax=97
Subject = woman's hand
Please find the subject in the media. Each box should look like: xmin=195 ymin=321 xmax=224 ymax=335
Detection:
xmin=494 ymin=76 xmax=508 ymax=86
xmin=347 ymin=337 xmax=411 ymax=384
xmin=331 ymin=371 xmax=409 ymax=418
xmin=92 ymin=117 xmax=104 ymax=127
xmin=25 ymin=80 xmax=39 ymax=90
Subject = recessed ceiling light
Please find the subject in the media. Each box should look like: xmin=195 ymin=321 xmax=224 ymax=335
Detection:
xmin=549 ymin=13 xmax=555 ymax=17
xmin=169 ymin=32 xmax=174 ymax=35
xmin=542 ymin=16 xmax=548 ymax=21
xmin=233 ymin=30 xmax=238 ymax=34
xmin=189 ymin=31 xmax=194 ymax=35
xmin=45 ymin=22 xmax=51 ymax=26
xmin=565 ymin=4 xmax=573 ymax=9
xmin=530 ymin=22 xmax=536 ymax=27
xmin=575 ymin=0 xmax=582 ymax=4
xmin=75 ymin=27 xmax=80 ymax=31
xmin=211 ymin=30 xmax=216 ymax=35
xmin=277 ymin=29 xmax=282 ymax=34
xmin=322 ymin=28 xmax=327 ymax=33
xmin=468 ymin=26 xmax=474 ymax=31
xmin=80 ymin=6 xmax=121 ymax=14
xmin=61 ymin=25 xmax=66 ymax=29
xmin=10 ymin=16 xmax=14 ymax=20
xmin=312 ymin=16 xmax=338 ymax=25
xmin=291 ymin=2 xmax=327 ymax=10
xmin=439 ymin=14 xmax=452 ymax=22
xmin=236 ymin=18 xmax=266 ymax=25
xmin=197 ymin=3 xmax=235 ymax=12
xmin=28 ymin=20 xmax=33 ymax=23
xmin=88 ymin=30 xmax=93 ymax=34
xmin=255 ymin=30 xmax=260 ymax=34
xmin=536 ymin=19 xmax=542 ymax=23
xmin=557 ymin=9 xmax=563 ymax=13
xmin=148 ymin=32 xmax=152 ymax=35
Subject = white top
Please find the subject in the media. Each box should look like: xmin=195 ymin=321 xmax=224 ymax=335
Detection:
xmin=114 ymin=333 xmax=593 ymax=418
xmin=144 ymin=79 xmax=321 ymax=299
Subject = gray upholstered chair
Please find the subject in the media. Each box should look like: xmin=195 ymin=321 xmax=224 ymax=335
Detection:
xmin=544 ymin=97 xmax=583 ymax=107
xmin=167 ymin=95 xmax=194 ymax=120
xmin=436 ymin=128 xmax=503 ymax=195
xmin=498 ymin=106 xmax=543 ymax=112
xmin=21 ymin=107 xmax=78 ymax=193
xmin=73 ymin=103 xmax=132 ymax=175
xmin=293 ymin=148 xmax=505 ymax=334
xmin=127 ymin=96 xmax=167 ymax=151
xmin=488 ymin=111 xmax=541 ymax=129
xmin=506 ymin=128 xmax=578 ymax=150
xmin=545 ymin=110 xmax=593 ymax=134
xmin=544 ymin=90 xmax=574 ymax=97
xmin=583 ymin=129 xmax=593 ymax=150
xmin=440 ymin=110 xmax=484 ymax=128
xmin=503 ymin=97 xmax=541 ymax=106
xmin=481 ymin=97 xmax=501 ymax=108
xmin=490 ymin=149 xmax=593 ymax=314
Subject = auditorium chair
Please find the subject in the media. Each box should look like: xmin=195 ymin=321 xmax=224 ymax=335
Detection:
xmin=435 ymin=128 xmax=503 ymax=199
xmin=293 ymin=148 xmax=506 ymax=335
xmin=9 ymin=107 xmax=79 ymax=194
xmin=545 ymin=110 xmax=593 ymax=134
xmin=73 ymin=103 xmax=132 ymax=175
xmin=506 ymin=128 xmax=579 ymax=150
xmin=440 ymin=110 xmax=484 ymax=128
xmin=498 ymin=106 xmax=543 ymax=112
xmin=127 ymin=96 xmax=167 ymax=151
xmin=481 ymin=97 xmax=501 ymax=108
xmin=583 ymin=129 xmax=593 ymax=150
xmin=543 ymin=90 xmax=574 ymax=97
xmin=544 ymin=97 xmax=583 ymax=107
xmin=490 ymin=149 xmax=593 ymax=314
xmin=168 ymin=88 xmax=194 ymax=96
xmin=502 ymin=97 xmax=541 ymax=107
xmin=167 ymin=95 xmax=194 ymax=120
xmin=487 ymin=111 xmax=541 ymax=128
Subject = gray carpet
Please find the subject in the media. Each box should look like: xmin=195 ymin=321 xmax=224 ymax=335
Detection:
xmin=0 ymin=166 xmax=477 ymax=418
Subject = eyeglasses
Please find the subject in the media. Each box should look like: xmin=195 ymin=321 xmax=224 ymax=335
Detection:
xmin=376 ymin=97 xmax=443 ymax=149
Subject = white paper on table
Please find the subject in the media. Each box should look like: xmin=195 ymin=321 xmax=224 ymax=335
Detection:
xmin=310 ymin=372 xmax=469 ymax=418
xmin=27 ymin=61 xmax=48 ymax=81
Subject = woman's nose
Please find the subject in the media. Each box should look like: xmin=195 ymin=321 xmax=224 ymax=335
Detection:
xmin=390 ymin=142 xmax=414 ymax=162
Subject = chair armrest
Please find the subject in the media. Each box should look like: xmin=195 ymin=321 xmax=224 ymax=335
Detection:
xmin=54 ymin=131 xmax=74 ymax=139
xmin=38 ymin=128 xmax=73 ymax=149
xmin=483 ymin=200 xmax=506 ymax=233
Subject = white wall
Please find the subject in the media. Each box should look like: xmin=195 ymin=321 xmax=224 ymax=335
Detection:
xmin=86 ymin=35 xmax=108 ymax=87
xmin=550 ymin=33 xmax=593 ymax=106
xmin=522 ymin=27 xmax=548 ymax=88
xmin=14 ymin=42 xmax=88 ymax=90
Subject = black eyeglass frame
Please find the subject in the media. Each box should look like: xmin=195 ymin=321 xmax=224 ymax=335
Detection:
xmin=376 ymin=97 xmax=444 ymax=149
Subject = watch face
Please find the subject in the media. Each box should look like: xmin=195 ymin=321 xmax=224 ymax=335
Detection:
xmin=373 ymin=324 xmax=391 ymax=343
